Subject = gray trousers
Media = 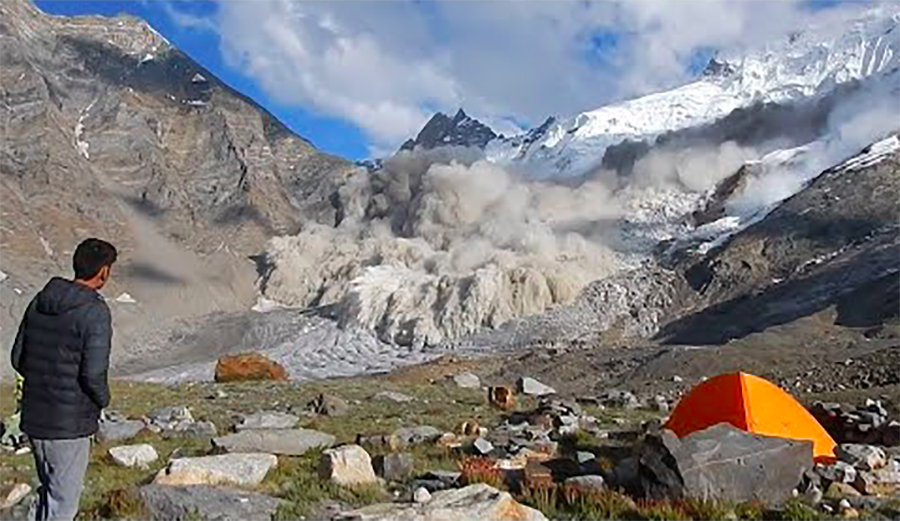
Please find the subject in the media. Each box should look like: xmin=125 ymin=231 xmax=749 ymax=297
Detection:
xmin=29 ymin=437 xmax=91 ymax=521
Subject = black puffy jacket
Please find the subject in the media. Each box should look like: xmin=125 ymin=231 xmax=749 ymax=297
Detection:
xmin=11 ymin=278 xmax=112 ymax=439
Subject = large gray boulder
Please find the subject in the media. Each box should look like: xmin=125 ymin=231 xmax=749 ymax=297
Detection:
xmin=140 ymin=485 xmax=281 ymax=521
xmin=213 ymin=428 xmax=335 ymax=456
xmin=636 ymin=424 xmax=813 ymax=503
xmin=154 ymin=453 xmax=278 ymax=487
xmin=336 ymin=484 xmax=548 ymax=521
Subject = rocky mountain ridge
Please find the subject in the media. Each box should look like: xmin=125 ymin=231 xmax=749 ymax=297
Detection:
xmin=0 ymin=0 xmax=355 ymax=373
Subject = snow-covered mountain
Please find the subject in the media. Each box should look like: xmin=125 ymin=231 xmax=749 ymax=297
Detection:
xmin=485 ymin=7 xmax=900 ymax=179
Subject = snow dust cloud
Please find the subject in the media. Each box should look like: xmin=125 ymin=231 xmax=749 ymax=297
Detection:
xmin=262 ymin=147 xmax=622 ymax=346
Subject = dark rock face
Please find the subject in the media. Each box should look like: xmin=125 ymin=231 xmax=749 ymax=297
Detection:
xmin=658 ymin=148 xmax=900 ymax=345
xmin=635 ymin=424 xmax=813 ymax=503
xmin=139 ymin=485 xmax=281 ymax=521
xmin=0 ymin=0 xmax=353 ymax=370
xmin=400 ymin=109 xmax=497 ymax=151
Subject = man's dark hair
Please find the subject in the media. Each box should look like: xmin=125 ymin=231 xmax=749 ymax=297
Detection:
xmin=73 ymin=238 xmax=117 ymax=280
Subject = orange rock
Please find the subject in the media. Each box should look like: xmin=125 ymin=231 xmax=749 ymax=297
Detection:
xmin=488 ymin=386 xmax=516 ymax=410
xmin=214 ymin=353 xmax=288 ymax=383
xmin=458 ymin=420 xmax=481 ymax=437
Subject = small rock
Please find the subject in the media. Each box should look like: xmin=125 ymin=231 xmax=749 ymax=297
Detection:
xmin=837 ymin=444 xmax=886 ymax=470
xmin=576 ymin=451 xmax=596 ymax=464
xmin=842 ymin=506 xmax=860 ymax=519
xmin=215 ymin=353 xmax=288 ymax=383
xmin=413 ymin=487 xmax=432 ymax=503
xmin=391 ymin=425 xmax=442 ymax=448
xmin=319 ymin=445 xmax=378 ymax=486
xmin=161 ymin=421 xmax=217 ymax=439
xmin=517 ymin=377 xmax=556 ymax=397
xmin=825 ymin=482 xmax=862 ymax=499
xmin=650 ymin=395 xmax=669 ymax=413
xmin=14 ymin=447 xmax=30 ymax=456
xmin=109 ymin=444 xmax=158 ymax=468
xmin=236 ymin=411 xmax=299 ymax=431
xmin=309 ymin=393 xmax=350 ymax=417
xmin=0 ymin=483 xmax=31 ymax=510
xmin=452 ymin=372 xmax=481 ymax=389
xmin=565 ymin=475 xmax=606 ymax=491
xmin=155 ymin=453 xmax=278 ymax=487
xmin=600 ymin=389 xmax=640 ymax=410
xmin=672 ymin=376 xmax=684 ymax=383
xmin=373 ymin=391 xmax=414 ymax=403
xmin=473 ymin=438 xmax=494 ymax=455
xmin=149 ymin=406 xmax=194 ymax=425
xmin=817 ymin=461 xmax=857 ymax=484
xmin=97 ymin=419 xmax=146 ymax=442
xmin=373 ymin=453 xmax=414 ymax=482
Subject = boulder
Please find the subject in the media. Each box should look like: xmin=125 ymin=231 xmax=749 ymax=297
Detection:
xmin=373 ymin=453 xmax=414 ymax=481
xmin=214 ymin=353 xmax=288 ymax=383
xmin=373 ymin=391 xmax=414 ymax=403
xmin=473 ymin=438 xmax=494 ymax=455
xmin=413 ymin=487 xmax=432 ymax=503
xmin=0 ymin=483 xmax=31 ymax=510
xmin=140 ymin=485 xmax=280 ymax=521
xmin=826 ymin=482 xmax=862 ymax=499
xmin=109 ymin=444 xmax=159 ymax=468
xmin=391 ymin=426 xmax=442 ymax=448
xmin=565 ymin=475 xmax=606 ymax=492
xmin=853 ymin=465 xmax=900 ymax=495
xmin=235 ymin=411 xmax=299 ymax=431
xmin=213 ymin=428 xmax=335 ymax=456
xmin=600 ymin=390 xmax=640 ymax=410
xmin=817 ymin=461 xmax=857 ymax=484
xmin=148 ymin=406 xmax=193 ymax=425
xmin=576 ymin=451 xmax=596 ymax=464
xmin=97 ymin=419 xmax=146 ymax=442
xmin=336 ymin=484 xmax=548 ymax=521
xmin=452 ymin=373 xmax=481 ymax=389
xmin=636 ymin=424 xmax=813 ymax=503
xmin=650 ymin=395 xmax=670 ymax=413
xmin=319 ymin=445 xmax=378 ymax=486
xmin=309 ymin=393 xmax=350 ymax=416
xmin=517 ymin=377 xmax=555 ymax=397
xmin=837 ymin=444 xmax=887 ymax=470
xmin=160 ymin=421 xmax=217 ymax=439
xmin=154 ymin=453 xmax=277 ymax=487
xmin=488 ymin=387 xmax=516 ymax=410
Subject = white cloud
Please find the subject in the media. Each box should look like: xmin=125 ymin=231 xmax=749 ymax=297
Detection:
xmin=164 ymin=0 xmax=871 ymax=154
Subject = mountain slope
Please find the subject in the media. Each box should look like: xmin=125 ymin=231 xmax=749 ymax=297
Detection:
xmin=486 ymin=7 xmax=900 ymax=178
xmin=0 ymin=0 xmax=354 ymax=371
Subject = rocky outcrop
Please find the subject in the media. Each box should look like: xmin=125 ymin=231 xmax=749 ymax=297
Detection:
xmin=0 ymin=0 xmax=353 ymax=375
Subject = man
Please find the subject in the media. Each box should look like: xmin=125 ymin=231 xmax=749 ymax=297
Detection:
xmin=11 ymin=238 xmax=117 ymax=521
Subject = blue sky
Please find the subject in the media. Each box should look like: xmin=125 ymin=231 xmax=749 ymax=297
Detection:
xmin=35 ymin=1 xmax=855 ymax=160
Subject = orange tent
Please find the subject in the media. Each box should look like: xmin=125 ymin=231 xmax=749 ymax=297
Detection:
xmin=664 ymin=372 xmax=836 ymax=462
